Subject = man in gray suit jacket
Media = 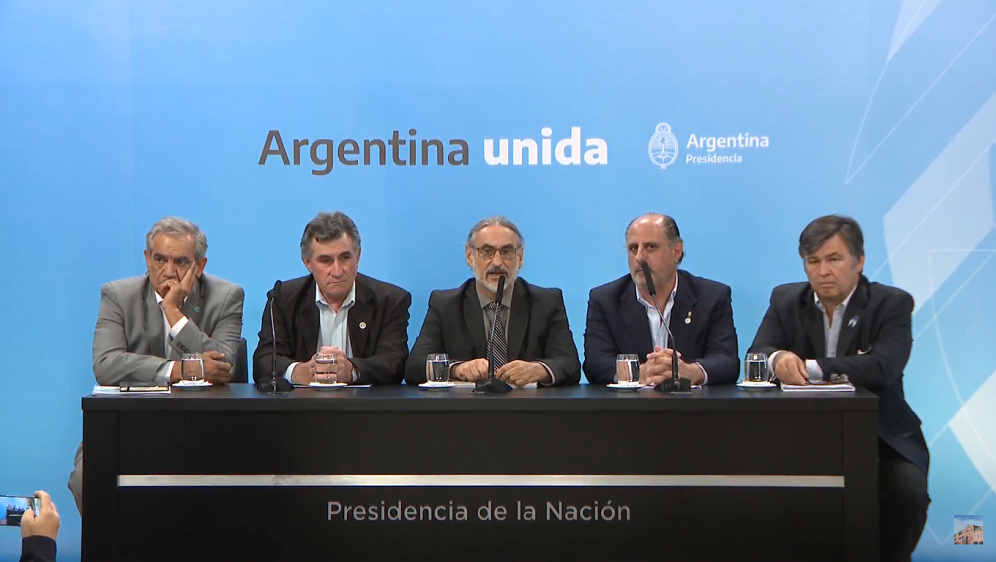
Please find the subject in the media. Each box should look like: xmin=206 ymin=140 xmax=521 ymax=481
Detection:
xmin=68 ymin=217 xmax=244 ymax=515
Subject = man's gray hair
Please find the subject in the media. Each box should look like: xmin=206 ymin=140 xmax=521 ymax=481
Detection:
xmin=146 ymin=217 xmax=208 ymax=261
xmin=301 ymin=211 xmax=362 ymax=258
xmin=466 ymin=215 xmax=524 ymax=247
xmin=798 ymin=214 xmax=864 ymax=260
xmin=625 ymin=213 xmax=684 ymax=264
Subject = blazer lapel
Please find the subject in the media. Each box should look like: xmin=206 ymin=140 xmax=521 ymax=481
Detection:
xmin=618 ymin=279 xmax=654 ymax=359
xmin=181 ymin=277 xmax=205 ymax=329
xmin=347 ymin=278 xmax=373 ymax=358
xmin=836 ymin=279 xmax=869 ymax=357
xmin=299 ymin=281 xmax=321 ymax=355
xmin=798 ymin=291 xmax=827 ymax=358
xmin=506 ymin=279 xmax=528 ymax=360
xmin=462 ymin=284 xmax=490 ymax=357
xmin=144 ymin=279 xmax=166 ymax=359
xmin=669 ymin=274 xmax=697 ymax=354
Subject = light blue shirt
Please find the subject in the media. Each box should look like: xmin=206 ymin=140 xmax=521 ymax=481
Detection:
xmin=635 ymin=274 xmax=677 ymax=350
xmin=804 ymin=286 xmax=857 ymax=381
xmin=284 ymin=283 xmax=356 ymax=381
xmin=634 ymin=274 xmax=709 ymax=384
xmin=769 ymin=285 xmax=857 ymax=382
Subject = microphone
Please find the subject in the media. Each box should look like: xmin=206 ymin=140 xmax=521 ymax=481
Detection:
xmin=640 ymin=262 xmax=685 ymax=392
xmin=256 ymin=280 xmax=293 ymax=394
xmin=473 ymin=274 xmax=512 ymax=394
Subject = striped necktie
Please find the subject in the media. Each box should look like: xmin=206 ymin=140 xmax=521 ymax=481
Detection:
xmin=488 ymin=302 xmax=508 ymax=371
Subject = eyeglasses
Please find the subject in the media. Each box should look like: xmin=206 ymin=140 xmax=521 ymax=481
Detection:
xmin=471 ymin=244 xmax=520 ymax=261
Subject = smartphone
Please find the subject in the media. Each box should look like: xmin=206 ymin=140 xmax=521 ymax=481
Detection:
xmin=0 ymin=495 xmax=40 ymax=527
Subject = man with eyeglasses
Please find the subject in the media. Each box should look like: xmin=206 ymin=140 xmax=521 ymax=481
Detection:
xmin=405 ymin=216 xmax=581 ymax=386
xmin=583 ymin=213 xmax=739 ymax=386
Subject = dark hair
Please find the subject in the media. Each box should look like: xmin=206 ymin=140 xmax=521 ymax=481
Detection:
xmin=625 ymin=213 xmax=684 ymax=264
xmin=798 ymin=214 xmax=864 ymax=259
xmin=300 ymin=211 xmax=361 ymax=258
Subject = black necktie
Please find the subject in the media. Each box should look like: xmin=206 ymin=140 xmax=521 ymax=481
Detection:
xmin=488 ymin=302 xmax=508 ymax=370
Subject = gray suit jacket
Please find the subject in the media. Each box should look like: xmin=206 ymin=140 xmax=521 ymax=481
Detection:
xmin=92 ymin=273 xmax=244 ymax=385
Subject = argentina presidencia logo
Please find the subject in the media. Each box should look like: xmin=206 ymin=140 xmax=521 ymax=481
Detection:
xmin=648 ymin=122 xmax=679 ymax=170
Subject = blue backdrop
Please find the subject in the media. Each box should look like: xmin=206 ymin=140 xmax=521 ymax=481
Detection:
xmin=2 ymin=1 xmax=994 ymax=559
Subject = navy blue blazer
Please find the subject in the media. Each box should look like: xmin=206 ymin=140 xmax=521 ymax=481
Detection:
xmin=748 ymin=275 xmax=929 ymax=476
xmin=583 ymin=270 xmax=740 ymax=385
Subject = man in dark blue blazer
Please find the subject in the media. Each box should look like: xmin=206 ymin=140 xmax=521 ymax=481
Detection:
xmin=583 ymin=214 xmax=739 ymax=386
xmin=748 ymin=214 xmax=928 ymax=562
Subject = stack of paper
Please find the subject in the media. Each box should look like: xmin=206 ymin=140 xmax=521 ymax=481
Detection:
xmin=780 ymin=382 xmax=855 ymax=392
xmin=92 ymin=385 xmax=171 ymax=395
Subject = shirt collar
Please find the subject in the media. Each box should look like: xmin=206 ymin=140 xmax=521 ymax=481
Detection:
xmin=635 ymin=272 xmax=678 ymax=310
xmin=316 ymin=282 xmax=356 ymax=311
xmin=814 ymin=283 xmax=858 ymax=313
xmin=477 ymin=280 xmax=514 ymax=309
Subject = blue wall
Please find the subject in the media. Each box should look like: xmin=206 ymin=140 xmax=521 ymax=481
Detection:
xmin=1 ymin=1 xmax=994 ymax=559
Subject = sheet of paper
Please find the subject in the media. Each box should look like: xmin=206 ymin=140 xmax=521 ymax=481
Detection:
xmin=449 ymin=381 xmax=538 ymax=389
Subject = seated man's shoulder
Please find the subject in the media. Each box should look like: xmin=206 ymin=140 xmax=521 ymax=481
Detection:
xmin=867 ymin=281 xmax=914 ymax=309
xmin=679 ymin=270 xmax=732 ymax=295
xmin=200 ymin=273 xmax=243 ymax=294
xmin=588 ymin=274 xmax=632 ymax=299
xmin=769 ymin=281 xmax=810 ymax=301
xmin=101 ymin=275 xmax=148 ymax=300
xmin=519 ymin=278 xmax=566 ymax=303
xmin=357 ymin=273 xmax=411 ymax=300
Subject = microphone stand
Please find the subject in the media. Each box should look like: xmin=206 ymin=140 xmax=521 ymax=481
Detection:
xmin=474 ymin=275 xmax=512 ymax=395
xmin=651 ymin=291 xmax=691 ymax=394
xmin=256 ymin=280 xmax=293 ymax=394
xmin=640 ymin=262 xmax=690 ymax=394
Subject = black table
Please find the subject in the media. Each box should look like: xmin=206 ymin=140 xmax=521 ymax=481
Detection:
xmin=82 ymin=384 xmax=879 ymax=561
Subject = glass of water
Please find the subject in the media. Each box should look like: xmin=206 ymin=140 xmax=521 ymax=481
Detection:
xmin=315 ymin=351 xmax=338 ymax=384
xmin=181 ymin=353 xmax=204 ymax=382
xmin=615 ymin=354 xmax=640 ymax=385
xmin=744 ymin=352 xmax=769 ymax=383
xmin=426 ymin=353 xmax=450 ymax=383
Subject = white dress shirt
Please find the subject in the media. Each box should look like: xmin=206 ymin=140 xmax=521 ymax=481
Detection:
xmin=634 ymin=274 xmax=710 ymax=384
xmin=153 ymin=292 xmax=189 ymax=385
xmin=284 ymin=283 xmax=356 ymax=381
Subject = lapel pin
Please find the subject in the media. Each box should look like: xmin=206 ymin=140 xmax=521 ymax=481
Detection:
xmin=359 ymin=322 xmax=367 ymax=330
xmin=685 ymin=311 xmax=692 ymax=324
xmin=194 ymin=306 xmax=201 ymax=313
xmin=848 ymin=316 xmax=858 ymax=328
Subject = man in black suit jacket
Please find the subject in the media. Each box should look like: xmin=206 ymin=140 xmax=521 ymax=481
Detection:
xmin=405 ymin=216 xmax=580 ymax=386
xmin=584 ymin=214 xmax=739 ymax=386
xmin=253 ymin=212 xmax=411 ymax=385
xmin=749 ymin=215 xmax=928 ymax=562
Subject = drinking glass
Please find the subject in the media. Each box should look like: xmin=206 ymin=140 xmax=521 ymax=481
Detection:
xmin=426 ymin=353 xmax=450 ymax=383
xmin=315 ymin=351 xmax=338 ymax=384
xmin=181 ymin=353 xmax=204 ymax=382
xmin=615 ymin=354 xmax=640 ymax=385
xmin=744 ymin=352 xmax=769 ymax=383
